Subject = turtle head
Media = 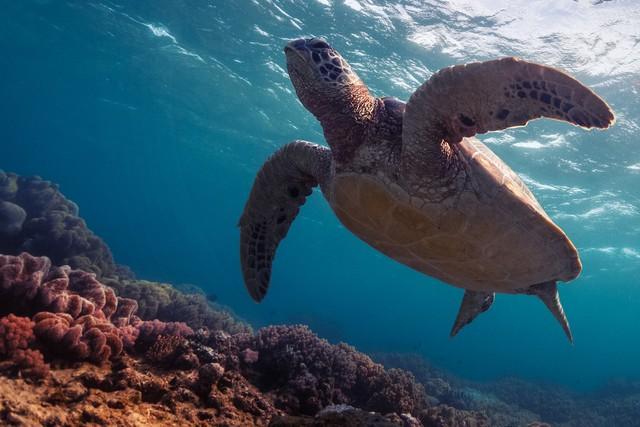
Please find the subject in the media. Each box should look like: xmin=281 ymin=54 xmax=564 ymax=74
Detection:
xmin=285 ymin=38 xmax=372 ymax=123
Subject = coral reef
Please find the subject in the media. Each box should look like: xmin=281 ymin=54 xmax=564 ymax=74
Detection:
xmin=0 ymin=170 xmax=248 ymax=335
xmin=0 ymin=363 xmax=220 ymax=426
xmin=0 ymin=171 xmax=128 ymax=278
xmin=3 ymin=252 xmax=639 ymax=426
xmin=0 ymin=252 xmax=121 ymax=321
xmin=231 ymin=325 xmax=427 ymax=416
xmin=103 ymin=277 xmax=251 ymax=335
xmin=419 ymin=405 xmax=488 ymax=427
xmin=0 ymin=252 xmax=443 ymax=426
xmin=0 ymin=253 xmax=191 ymax=369
xmin=144 ymin=334 xmax=189 ymax=365
xmin=271 ymin=404 xmax=422 ymax=426
xmin=135 ymin=319 xmax=194 ymax=347
xmin=33 ymin=312 xmax=123 ymax=364
xmin=376 ymin=352 xmax=640 ymax=427
xmin=0 ymin=314 xmax=49 ymax=380
xmin=478 ymin=376 xmax=640 ymax=427
xmin=478 ymin=377 xmax=579 ymax=424
xmin=0 ymin=314 xmax=34 ymax=355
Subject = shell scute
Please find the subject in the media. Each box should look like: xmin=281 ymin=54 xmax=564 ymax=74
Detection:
xmin=388 ymin=205 xmax=436 ymax=244
xmin=330 ymin=164 xmax=580 ymax=292
xmin=358 ymin=178 xmax=394 ymax=229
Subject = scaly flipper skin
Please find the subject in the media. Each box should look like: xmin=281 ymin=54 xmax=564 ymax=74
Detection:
xmin=239 ymin=141 xmax=331 ymax=301
xmin=450 ymin=290 xmax=495 ymax=337
xmin=402 ymin=57 xmax=615 ymax=181
xmin=520 ymin=281 xmax=573 ymax=343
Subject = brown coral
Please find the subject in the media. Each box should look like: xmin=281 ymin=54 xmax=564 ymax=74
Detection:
xmin=10 ymin=348 xmax=49 ymax=380
xmin=135 ymin=319 xmax=194 ymax=349
xmin=145 ymin=334 xmax=188 ymax=365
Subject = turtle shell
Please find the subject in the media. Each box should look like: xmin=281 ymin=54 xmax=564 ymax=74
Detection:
xmin=329 ymin=138 xmax=581 ymax=293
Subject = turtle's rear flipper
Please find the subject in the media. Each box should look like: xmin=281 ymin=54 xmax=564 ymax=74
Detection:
xmin=525 ymin=281 xmax=573 ymax=343
xmin=239 ymin=141 xmax=331 ymax=302
xmin=450 ymin=290 xmax=495 ymax=337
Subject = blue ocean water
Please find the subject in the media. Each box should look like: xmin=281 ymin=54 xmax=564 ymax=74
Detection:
xmin=1 ymin=0 xmax=639 ymax=392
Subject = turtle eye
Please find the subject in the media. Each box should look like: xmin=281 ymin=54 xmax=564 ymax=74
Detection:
xmin=311 ymin=40 xmax=330 ymax=49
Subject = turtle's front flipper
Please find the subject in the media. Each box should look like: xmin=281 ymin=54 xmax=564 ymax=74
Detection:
xmin=450 ymin=290 xmax=495 ymax=337
xmin=402 ymin=58 xmax=615 ymax=178
xmin=524 ymin=281 xmax=573 ymax=343
xmin=239 ymin=141 xmax=331 ymax=302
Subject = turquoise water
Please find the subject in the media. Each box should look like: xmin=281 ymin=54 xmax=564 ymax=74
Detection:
xmin=2 ymin=0 xmax=639 ymax=391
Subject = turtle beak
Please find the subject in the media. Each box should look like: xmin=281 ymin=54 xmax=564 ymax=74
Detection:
xmin=284 ymin=39 xmax=307 ymax=55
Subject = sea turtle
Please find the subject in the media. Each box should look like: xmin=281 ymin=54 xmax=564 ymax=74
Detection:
xmin=239 ymin=38 xmax=614 ymax=342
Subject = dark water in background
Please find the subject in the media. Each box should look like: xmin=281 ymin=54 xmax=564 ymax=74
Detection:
xmin=1 ymin=0 xmax=639 ymax=391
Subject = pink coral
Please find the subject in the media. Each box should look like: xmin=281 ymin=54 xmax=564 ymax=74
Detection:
xmin=111 ymin=297 xmax=138 ymax=327
xmin=0 ymin=314 xmax=49 ymax=380
xmin=0 ymin=254 xmax=136 ymax=327
xmin=0 ymin=254 xmax=97 ymax=318
xmin=0 ymin=314 xmax=35 ymax=355
xmin=33 ymin=311 xmax=123 ymax=363
xmin=68 ymin=270 xmax=118 ymax=318
xmin=0 ymin=253 xmax=211 ymax=366
xmin=118 ymin=324 xmax=140 ymax=350
xmin=241 ymin=348 xmax=259 ymax=364
xmin=39 ymin=266 xmax=96 ymax=318
xmin=0 ymin=252 xmax=50 ymax=302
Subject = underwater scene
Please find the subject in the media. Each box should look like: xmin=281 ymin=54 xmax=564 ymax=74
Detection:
xmin=1 ymin=0 xmax=639 ymax=425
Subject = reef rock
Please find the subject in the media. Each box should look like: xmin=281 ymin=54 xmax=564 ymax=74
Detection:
xmin=270 ymin=404 xmax=422 ymax=426
xmin=419 ymin=405 xmax=489 ymax=427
